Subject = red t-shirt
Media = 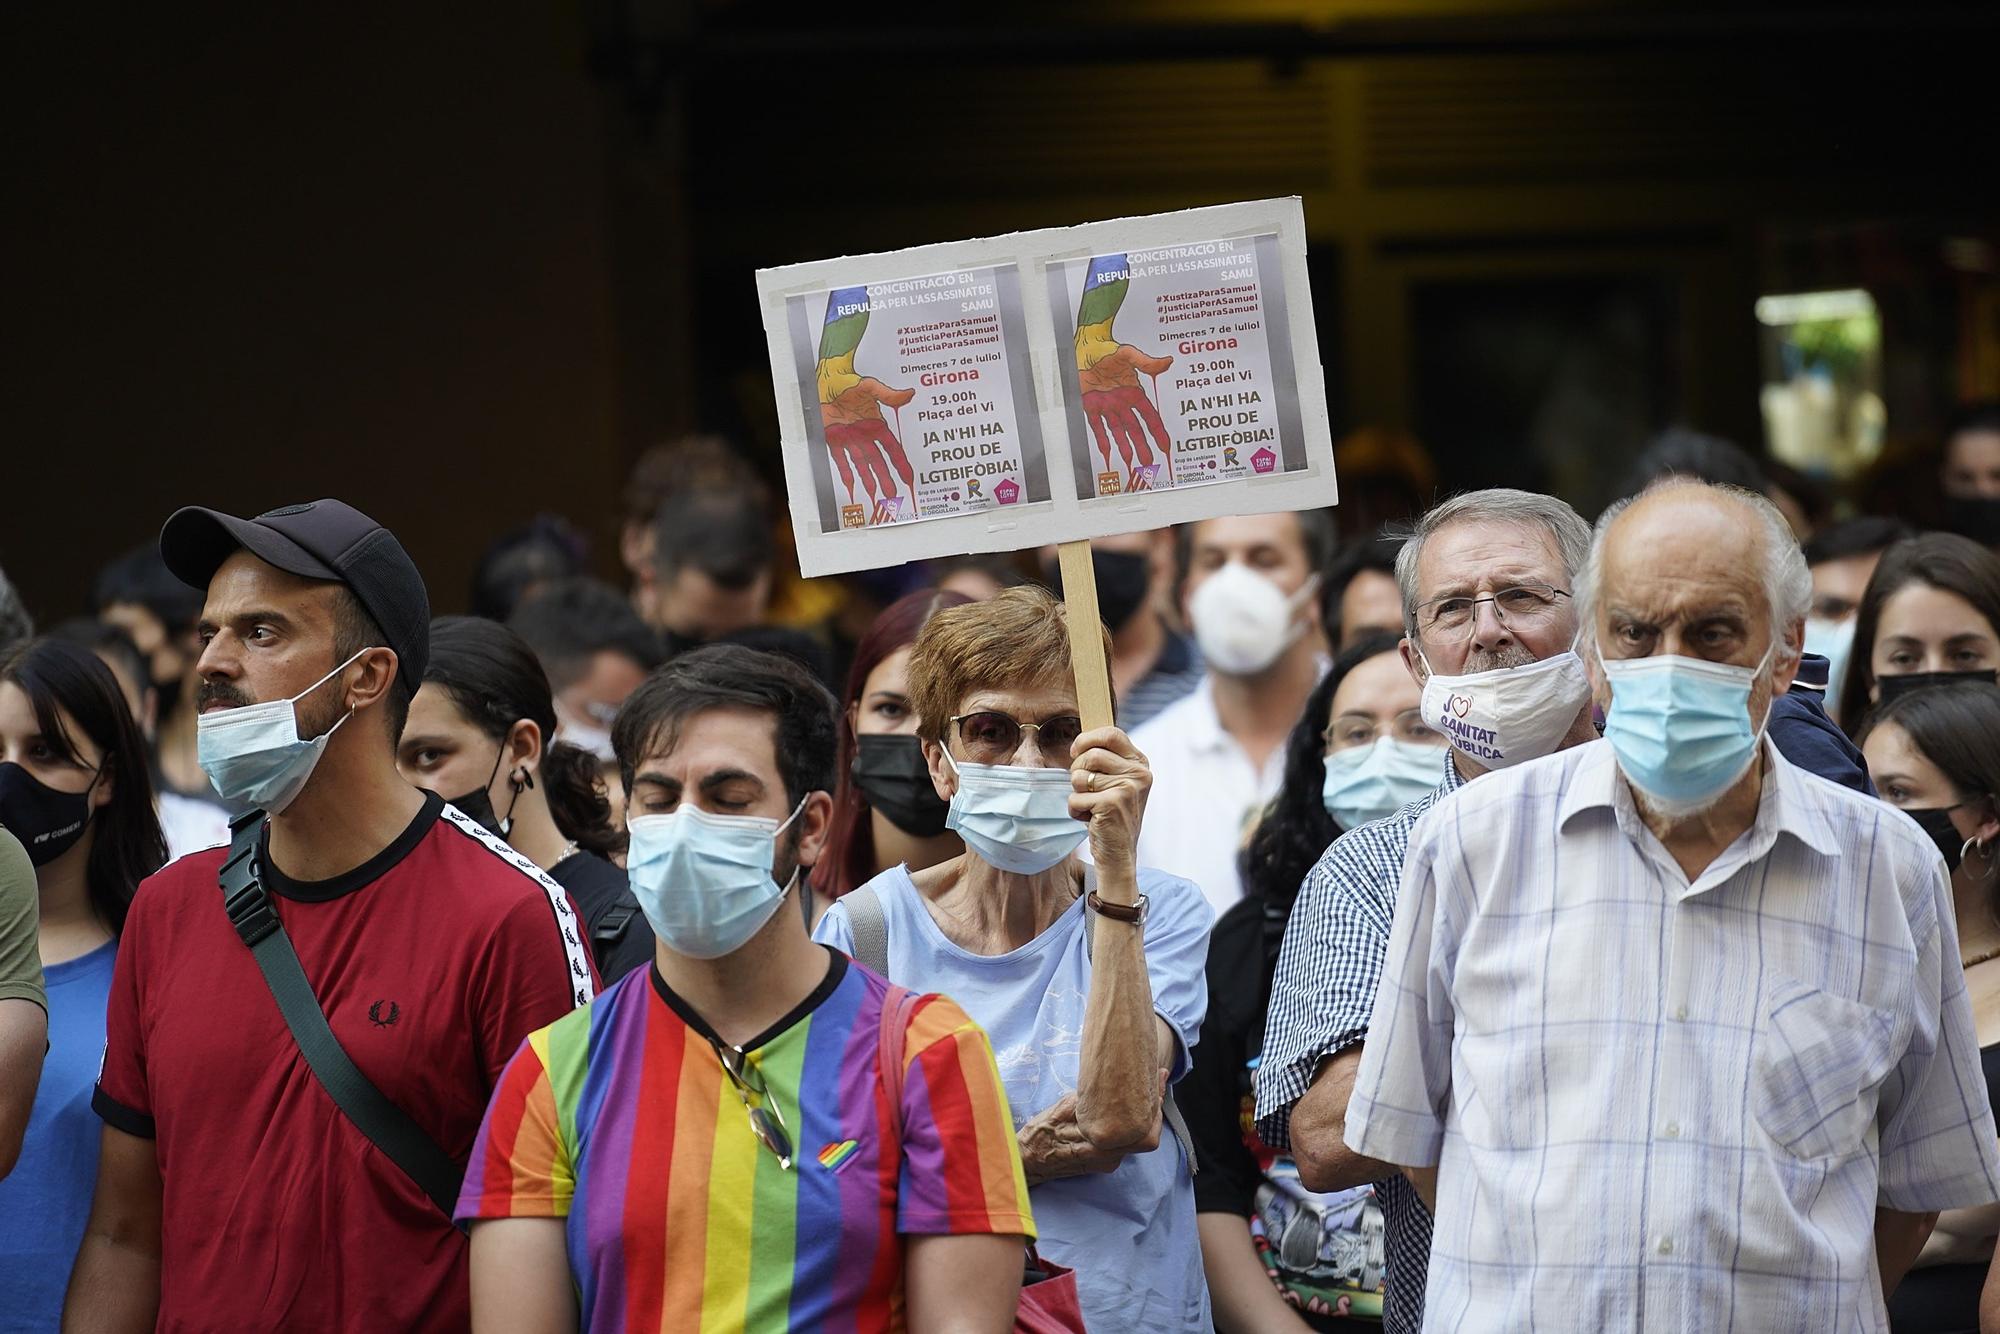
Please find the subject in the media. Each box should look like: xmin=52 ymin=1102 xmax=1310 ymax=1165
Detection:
xmin=94 ymin=793 xmax=597 ymax=1332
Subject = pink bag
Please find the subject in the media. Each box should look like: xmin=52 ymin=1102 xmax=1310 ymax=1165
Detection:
xmin=877 ymin=987 xmax=1087 ymax=1333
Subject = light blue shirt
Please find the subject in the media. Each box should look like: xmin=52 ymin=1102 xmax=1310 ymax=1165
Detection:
xmin=817 ymin=864 xmax=1215 ymax=1332
xmin=0 ymin=939 xmax=117 ymax=1332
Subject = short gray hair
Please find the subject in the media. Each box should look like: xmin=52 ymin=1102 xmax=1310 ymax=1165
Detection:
xmin=1575 ymin=478 xmax=1811 ymax=656
xmin=1393 ymin=488 xmax=1593 ymax=635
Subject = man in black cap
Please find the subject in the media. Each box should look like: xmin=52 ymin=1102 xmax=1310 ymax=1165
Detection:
xmin=66 ymin=500 xmax=595 ymax=1333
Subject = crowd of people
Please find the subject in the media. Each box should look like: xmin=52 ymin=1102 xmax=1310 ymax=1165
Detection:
xmin=0 ymin=406 xmax=1998 ymax=1332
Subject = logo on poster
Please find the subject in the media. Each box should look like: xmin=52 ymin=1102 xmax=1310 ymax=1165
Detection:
xmin=1128 ymin=463 xmax=1161 ymax=492
xmin=1251 ymin=447 xmax=1278 ymax=474
xmin=871 ymin=497 xmax=906 ymax=526
xmin=841 ymin=505 xmax=867 ymax=530
xmin=995 ymin=477 xmax=1021 ymax=505
xmin=1095 ymin=472 xmax=1122 ymax=498
xmin=967 ymin=478 xmax=984 ymax=501
xmin=1222 ymin=447 xmax=1240 ymax=468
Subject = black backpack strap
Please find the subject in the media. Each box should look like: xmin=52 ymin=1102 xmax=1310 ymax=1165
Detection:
xmin=218 ymin=811 xmax=463 ymax=1219
xmin=590 ymin=899 xmax=640 ymax=957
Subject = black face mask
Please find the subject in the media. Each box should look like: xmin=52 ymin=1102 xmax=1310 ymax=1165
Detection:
xmin=1945 ymin=496 xmax=2000 ymax=548
xmin=851 ymin=734 xmax=950 ymax=838
xmin=0 ymin=761 xmax=96 ymax=867
xmin=1876 ymin=668 xmax=2000 ymax=703
xmin=1907 ymin=806 xmax=1967 ymax=873
xmin=445 ymin=744 xmax=524 ymax=839
xmin=1043 ymin=549 xmax=1153 ymax=633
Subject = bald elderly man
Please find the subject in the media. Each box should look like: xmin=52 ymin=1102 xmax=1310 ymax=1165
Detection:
xmin=1344 ymin=478 xmax=2000 ymax=1332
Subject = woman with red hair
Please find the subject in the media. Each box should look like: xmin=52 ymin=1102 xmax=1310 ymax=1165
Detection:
xmin=808 ymin=587 xmax=970 ymax=910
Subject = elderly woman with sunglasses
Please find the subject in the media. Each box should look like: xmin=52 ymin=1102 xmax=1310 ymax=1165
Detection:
xmin=816 ymin=585 xmax=1216 ymax=1332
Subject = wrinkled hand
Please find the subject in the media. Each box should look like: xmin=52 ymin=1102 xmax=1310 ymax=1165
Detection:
xmin=1069 ymin=726 xmax=1150 ymax=880
xmin=1017 ymin=1094 xmax=1124 ymax=1185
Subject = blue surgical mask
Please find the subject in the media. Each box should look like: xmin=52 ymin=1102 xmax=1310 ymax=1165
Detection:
xmin=196 ymin=649 xmax=369 ymax=815
xmin=1802 ymin=615 xmax=1855 ymax=706
xmin=626 ymin=801 xmax=804 ymax=959
xmin=1600 ymin=647 xmax=1773 ymax=810
xmin=941 ymin=750 xmax=1088 ymax=876
xmin=1321 ymin=737 xmax=1441 ymax=830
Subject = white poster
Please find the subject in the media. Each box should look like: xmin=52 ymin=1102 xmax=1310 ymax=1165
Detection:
xmin=758 ymin=198 xmax=1336 ymax=577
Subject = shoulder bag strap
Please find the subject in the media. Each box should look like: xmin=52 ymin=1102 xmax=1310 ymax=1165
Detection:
xmin=876 ymin=983 xmax=920 ymax=1147
xmin=846 ymin=884 xmax=889 ymax=977
xmin=218 ymin=811 xmax=464 ymax=1218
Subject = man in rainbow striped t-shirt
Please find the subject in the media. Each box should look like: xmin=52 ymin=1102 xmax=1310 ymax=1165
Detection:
xmin=457 ymin=645 xmax=1034 ymax=1333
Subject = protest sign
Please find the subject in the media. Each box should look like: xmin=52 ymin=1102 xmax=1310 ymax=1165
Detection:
xmin=757 ymin=198 xmax=1336 ymax=727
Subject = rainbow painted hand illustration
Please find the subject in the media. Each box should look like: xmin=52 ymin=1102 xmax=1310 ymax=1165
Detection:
xmin=1074 ymin=255 xmax=1174 ymax=492
xmin=817 ymin=287 xmax=917 ymax=524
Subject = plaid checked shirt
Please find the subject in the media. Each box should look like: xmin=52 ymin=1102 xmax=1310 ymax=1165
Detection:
xmin=1255 ymin=747 xmax=1464 ymax=1334
xmin=1346 ymin=738 xmax=2000 ymax=1333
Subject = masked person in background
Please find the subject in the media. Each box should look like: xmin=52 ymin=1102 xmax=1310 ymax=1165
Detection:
xmin=816 ymin=585 xmax=1215 ymax=1331
xmin=0 ymin=640 xmax=165 ymax=1329
xmin=458 ymin=644 xmax=1033 ymax=1333
xmin=1836 ymin=532 xmax=2000 ymax=734
xmin=1133 ymin=510 xmax=1337 ymax=914
xmin=1855 ymin=681 xmax=2000 ymax=1334
xmin=67 ymin=500 xmax=594 ymax=1334
xmin=508 ymin=576 xmax=663 ymax=829
xmin=810 ymin=588 xmax=971 ymax=909
xmin=399 ymin=617 xmax=646 ymax=984
xmin=1346 ymin=479 xmax=2000 ymax=1331
xmin=1802 ymin=516 xmax=1914 ymax=723
xmin=1943 ymin=402 xmax=2000 ymax=549
xmin=1040 ymin=529 xmax=1205 ymax=729
xmin=1182 ymin=630 xmax=1438 ymax=1333
xmin=91 ymin=545 xmax=214 ymax=821
xmin=1257 ymin=488 xmax=1597 ymax=1334
xmin=50 ymin=618 xmax=231 ymax=858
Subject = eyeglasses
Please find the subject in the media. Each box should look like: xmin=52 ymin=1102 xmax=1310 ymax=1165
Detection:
xmin=948 ymin=711 xmax=1084 ymax=765
xmin=1414 ymin=583 xmax=1570 ymax=639
xmin=711 ymin=1040 xmax=793 ymax=1170
xmin=1324 ymin=709 xmax=1437 ymax=752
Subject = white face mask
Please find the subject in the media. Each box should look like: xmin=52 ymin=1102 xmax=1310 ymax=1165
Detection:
xmin=196 ymin=649 xmax=370 ymax=814
xmin=940 ymin=749 xmax=1088 ymax=876
xmin=1416 ymin=646 xmax=1591 ymax=770
xmin=1189 ymin=563 xmax=1320 ymax=676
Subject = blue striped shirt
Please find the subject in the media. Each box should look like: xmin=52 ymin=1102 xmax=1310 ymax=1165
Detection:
xmin=1255 ymin=747 xmax=1463 ymax=1333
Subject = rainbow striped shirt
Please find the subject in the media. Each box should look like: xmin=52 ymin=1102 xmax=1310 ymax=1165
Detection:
xmin=457 ymin=950 xmax=1034 ymax=1332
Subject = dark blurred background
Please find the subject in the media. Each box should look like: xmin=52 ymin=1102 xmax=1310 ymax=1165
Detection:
xmin=5 ymin=0 xmax=1997 ymax=618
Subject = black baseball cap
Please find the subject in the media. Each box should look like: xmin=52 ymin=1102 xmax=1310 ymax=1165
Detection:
xmin=158 ymin=499 xmax=430 ymax=697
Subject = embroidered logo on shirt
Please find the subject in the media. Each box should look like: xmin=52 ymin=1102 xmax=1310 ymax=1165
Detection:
xmin=368 ymin=1000 xmax=401 ymax=1027
xmin=817 ymin=1140 xmax=859 ymax=1172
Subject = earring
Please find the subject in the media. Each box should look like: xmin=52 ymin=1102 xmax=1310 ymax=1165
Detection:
xmin=1965 ymin=837 xmax=1997 ymax=878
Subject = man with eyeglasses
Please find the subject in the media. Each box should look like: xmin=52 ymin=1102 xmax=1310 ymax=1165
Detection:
xmin=455 ymin=645 xmax=1034 ymax=1333
xmin=1255 ymin=489 xmax=1600 ymax=1334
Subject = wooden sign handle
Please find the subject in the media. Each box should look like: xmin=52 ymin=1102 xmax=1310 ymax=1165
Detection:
xmin=1058 ymin=539 xmax=1117 ymax=734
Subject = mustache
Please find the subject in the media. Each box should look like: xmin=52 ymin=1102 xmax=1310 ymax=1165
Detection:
xmin=1459 ymin=644 xmax=1540 ymax=674
xmin=197 ymin=680 xmax=257 ymax=711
